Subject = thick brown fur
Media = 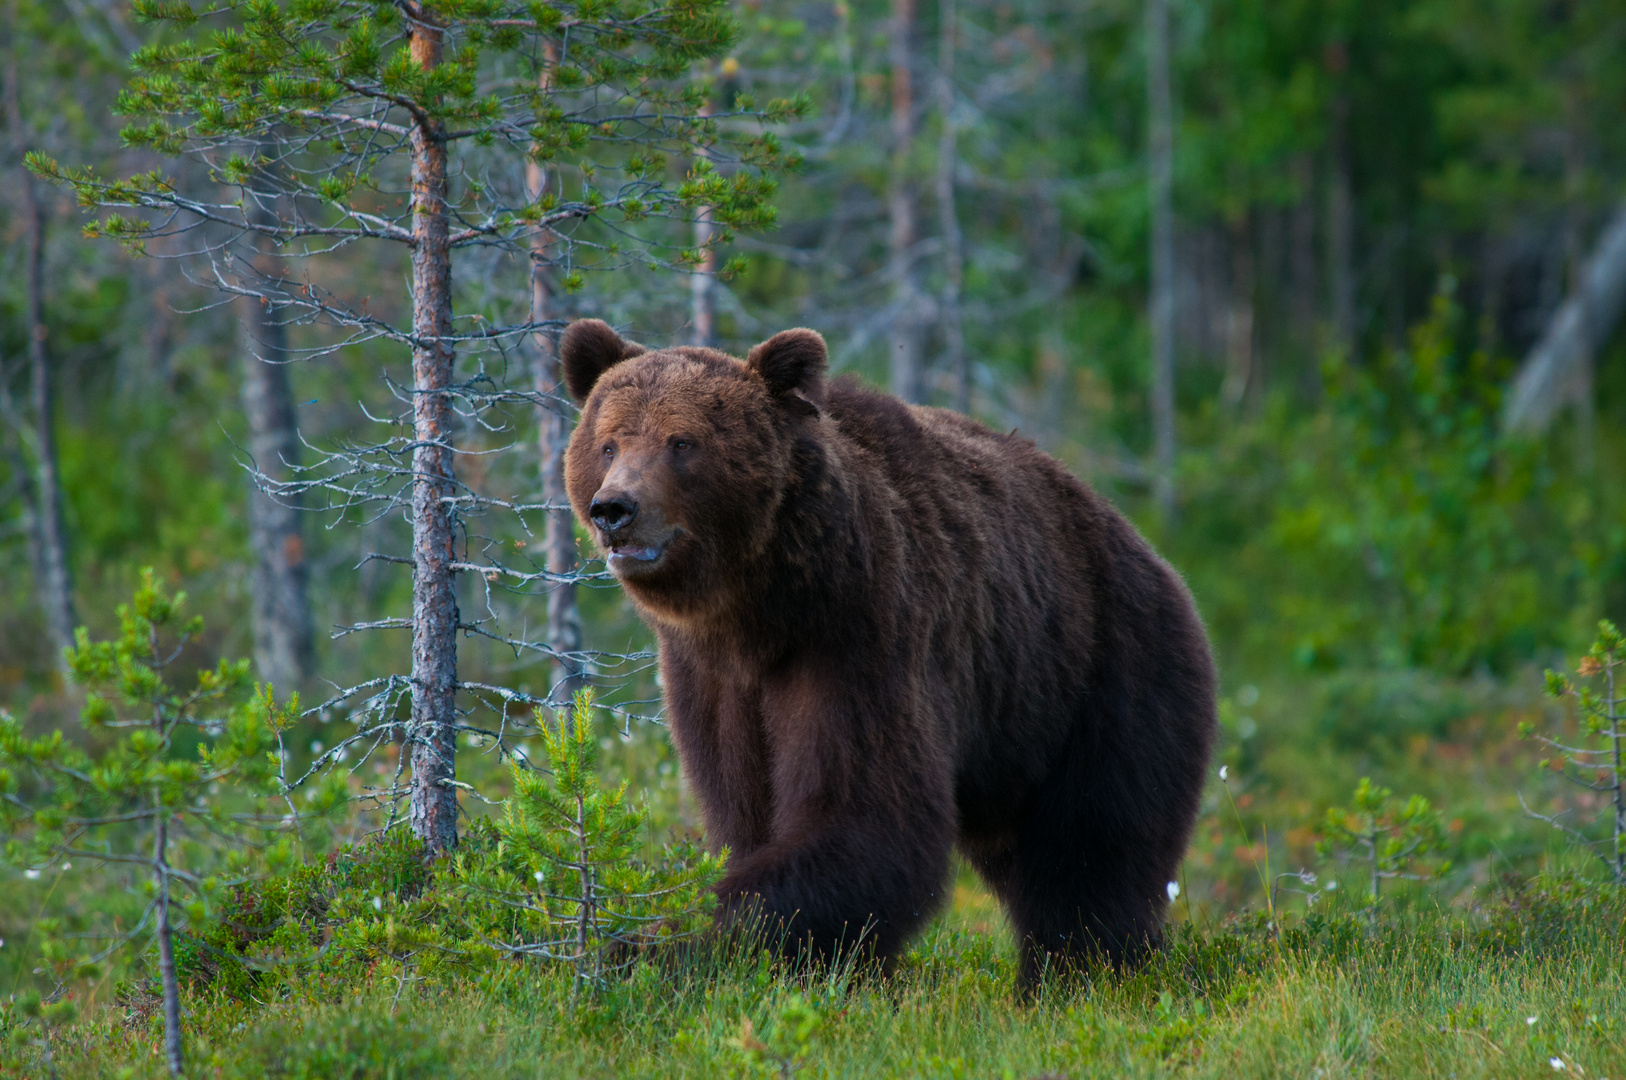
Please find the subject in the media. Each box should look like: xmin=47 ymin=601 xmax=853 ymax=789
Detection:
xmin=561 ymin=319 xmax=1217 ymax=987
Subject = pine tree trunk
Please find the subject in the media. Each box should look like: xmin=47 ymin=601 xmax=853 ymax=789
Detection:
xmin=152 ymin=813 xmax=183 ymax=1075
xmin=888 ymin=0 xmax=922 ymax=403
xmin=406 ymin=8 xmax=460 ymax=855
xmin=5 ymin=39 xmax=76 ymax=680
xmin=239 ymin=226 xmax=314 ymax=694
xmin=1145 ymin=0 xmax=1176 ymax=514
xmin=936 ymin=0 xmax=966 ymax=414
xmin=527 ymin=46 xmax=585 ymax=707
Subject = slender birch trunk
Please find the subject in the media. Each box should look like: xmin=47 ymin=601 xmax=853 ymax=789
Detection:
xmin=1145 ymin=0 xmax=1176 ymax=515
xmin=239 ymin=219 xmax=314 ymax=693
xmin=4 ymin=36 xmax=76 ymax=679
xmin=935 ymin=0 xmax=966 ymax=414
xmin=406 ymin=6 xmax=460 ymax=854
xmin=527 ymin=44 xmax=585 ymax=706
xmin=888 ymin=0 xmax=922 ymax=403
xmin=690 ymin=90 xmax=717 ymax=348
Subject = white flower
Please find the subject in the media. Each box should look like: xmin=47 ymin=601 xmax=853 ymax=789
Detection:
xmin=1218 ymin=765 xmax=1229 ymax=782
xmin=533 ymin=870 xmax=544 ymax=883
xmin=1550 ymin=1059 xmax=1565 ymax=1071
xmin=60 ymin=862 xmax=70 ymax=871
xmin=24 ymin=869 xmax=40 ymax=880
xmin=372 ymin=895 xmax=383 ymax=911
xmin=1527 ymin=1016 xmax=1538 ymax=1026
xmin=1166 ymin=881 xmax=1181 ymax=901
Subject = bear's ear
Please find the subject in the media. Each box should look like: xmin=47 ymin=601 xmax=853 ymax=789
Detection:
xmin=746 ymin=328 xmax=826 ymax=412
xmin=560 ymin=319 xmax=646 ymax=401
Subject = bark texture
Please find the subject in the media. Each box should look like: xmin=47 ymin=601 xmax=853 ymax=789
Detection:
xmin=888 ymin=0 xmax=922 ymax=403
xmin=528 ymin=153 xmax=587 ymax=704
xmin=1145 ymin=0 xmax=1176 ymax=513
xmin=407 ymin=8 xmax=460 ymax=854
xmin=690 ymin=94 xmax=717 ymax=348
xmin=239 ymin=228 xmax=314 ymax=693
xmin=5 ymin=38 xmax=76 ymax=678
xmin=1504 ymin=201 xmax=1626 ymax=433
xmin=153 ymin=814 xmax=183 ymax=1075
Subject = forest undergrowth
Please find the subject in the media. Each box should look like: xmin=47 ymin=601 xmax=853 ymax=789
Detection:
xmin=3 ymin=860 xmax=1623 ymax=1079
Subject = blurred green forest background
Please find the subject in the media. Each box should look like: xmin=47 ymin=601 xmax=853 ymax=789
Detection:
xmin=3 ymin=0 xmax=1626 ymax=928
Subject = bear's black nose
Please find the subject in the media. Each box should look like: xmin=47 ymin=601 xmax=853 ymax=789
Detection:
xmin=589 ymin=493 xmax=639 ymax=534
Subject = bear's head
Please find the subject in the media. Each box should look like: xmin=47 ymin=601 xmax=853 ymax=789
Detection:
xmin=560 ymin=320 xmax=827 ymax=623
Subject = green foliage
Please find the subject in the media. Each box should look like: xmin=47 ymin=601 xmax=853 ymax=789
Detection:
xmin=6 ymin=876 xmax=1626 ymax=1078
xmin=1522 ymin=619 xmax=1626 ymax=882
xmin=458 ymin=691 xmax=725 ymax=995
xmin=1317 ymin=777 xmax=1448 ymax=910
xmin=33 ymin=0 xmax=801 ymax=278
xmin=1180 ymin=286 xmax=1605 ymax=677
xmin=0 ymin=572 xmax=313 ymax=1074
xmin=173 ymin=694 xmax=722 ymax=1005
xmin=728 ymin=994 xmax=821 ymax=1080
xmin=0 ymin=571 xmax=304 ymax=973
xmin=178 ymin=828 xmax=493 ymax=1004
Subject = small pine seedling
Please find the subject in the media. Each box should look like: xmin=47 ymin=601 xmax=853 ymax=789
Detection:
xmin=1317 ymin=777 xmax=1447 ymax=917
xmin=0 ymin=570 xmax=311 ymax=1076
xmin=459 ymin=690 xmax=725 ymax=996
xmin=1521 ymin=619 xmax=1626 ymax=884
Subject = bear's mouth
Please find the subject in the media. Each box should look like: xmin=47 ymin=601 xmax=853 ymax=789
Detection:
xmin=606 ymin=534 xmax=673 ymax=573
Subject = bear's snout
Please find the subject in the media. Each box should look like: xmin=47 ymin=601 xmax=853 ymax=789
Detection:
xmin=589 ymin=490 xmax=639 ymax=536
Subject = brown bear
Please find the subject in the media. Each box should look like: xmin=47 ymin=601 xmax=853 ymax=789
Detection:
xmin=561 ymin=319 xmax=1216 ymax=986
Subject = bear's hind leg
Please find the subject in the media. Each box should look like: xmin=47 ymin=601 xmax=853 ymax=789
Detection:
xmin=970 ymin=809 xmax=1169 ymax=992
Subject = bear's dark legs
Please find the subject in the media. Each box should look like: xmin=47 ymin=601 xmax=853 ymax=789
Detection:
xmin=717 ymin=821 xmax=954 ymax=963
xmin=967 ymin=779 xmax=1175 ymax=991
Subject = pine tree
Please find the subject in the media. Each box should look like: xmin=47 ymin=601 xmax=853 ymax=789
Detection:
xmin=35 ymin=0 xmax=800 ymax=856
xmin=1524 ymin=620 xmax=1626 ymax=884
xmin=0 ymin=570 xmax=311 ymax=1075
xmin=461 ymin=691 xmax=723 ymax=995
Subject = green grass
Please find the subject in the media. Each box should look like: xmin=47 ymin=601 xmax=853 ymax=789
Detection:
xmin=7 ymin=868 xmax=1623 ymax=1079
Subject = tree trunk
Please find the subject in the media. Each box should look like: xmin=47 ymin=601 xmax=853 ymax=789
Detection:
xmin=936 ymin=0 xmax=966 ymax=414
xmin=152 ymin=813 xmax=183 ymax=1076
xmin=888 ymin=0 xmax=922 ymax=403
xmin=690 ymin=95 xmax=717 ymax=348
xmin=406 ymin=8 xmax=460 ymax=855
xmin=1145 ymin=0 xmax=1176 ymax=514
xmin=527 ymin=174 xmax=586 ymax=706
xmin=528 ymin=42 xmax=584 ymax=707
xmin=239 ymin=224 xmax=314 ymax=694
xmin=1221 ymin=214 xmax=1255 ymax=407
xmin=1326 ymin=68 xmax=1355 ymax=352
xmin=1503 ymin=201 xmax=1626 ymax=433
xmin=4 ymin=34 xmax=76 ymax=680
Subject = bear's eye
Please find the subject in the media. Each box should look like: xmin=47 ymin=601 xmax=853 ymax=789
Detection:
xmin=602 ymin=443 xmax=615 ymax=458
xmin=671 ymin=437 xmax=694 ymax=453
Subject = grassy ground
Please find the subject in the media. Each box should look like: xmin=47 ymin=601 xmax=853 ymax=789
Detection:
xmin=7 ymin=866 xmax=1623 ymax=1080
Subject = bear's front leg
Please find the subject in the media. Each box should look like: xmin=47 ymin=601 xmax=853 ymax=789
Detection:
xmin=713 ymin=666 xmax=956 ymax=962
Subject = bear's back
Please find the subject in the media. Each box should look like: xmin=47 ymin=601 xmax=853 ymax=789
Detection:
xmin=812 ymin=376 xmax=1212 ymax=831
